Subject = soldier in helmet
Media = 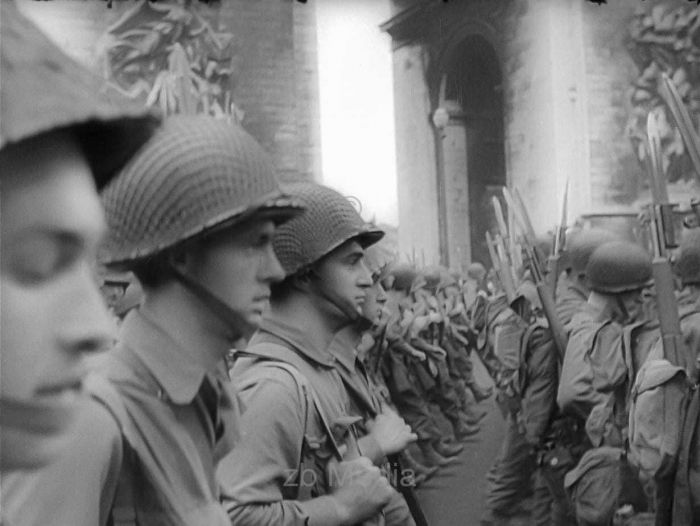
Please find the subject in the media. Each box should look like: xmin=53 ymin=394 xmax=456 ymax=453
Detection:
xmin=556 ymin=228 xmax=621 ymax=329
xmin=325 ymin=241 xmax=422 ymax=524
xmin=557 ymin=230 xmax=627 ymax=423
xmin=0 ymin=1 xmax=156 ymax=521
xmin=5 ymin=115 xmax=302 ymax=525
xmin=219 ymin=182 xmax=397 ymax=526
xmin=581 ymin=241 xmax=657 ymax=447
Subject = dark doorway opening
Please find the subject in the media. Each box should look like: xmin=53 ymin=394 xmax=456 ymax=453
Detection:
xmin=442 ymin=35 xmax=505 ymax=268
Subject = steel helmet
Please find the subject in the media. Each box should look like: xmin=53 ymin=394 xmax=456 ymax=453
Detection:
xmin=386 ymin=264 xmax=420 ymax=294
xmin=676 ymin=228 xmax=700 ymax=285
xmin=567 ymin=228 xmax=621 ymax=275
xmin=466 ymin=262 xmax=487 ymax=281
xmin=363 ymin=242 xmax=396 ymax=278
xmin=100 ymin=116 xmax=303 ymax=268
xmin=421 ymin=265 xmax=443 ymax=293
xmin=0 ymin=2 xmax=158 ymax=188
xmin=586 ymin=241 xmax=653 ymax=294
xmin=272 ymin=182 xmax=384 ymax=276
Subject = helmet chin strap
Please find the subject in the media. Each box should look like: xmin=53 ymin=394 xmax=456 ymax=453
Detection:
xmin=615 ymin=295 xmax=632 ymax=324
xmin=307 ymin=271 xmax=365 ymax=326
xmin=168 ymin=263 xmax=256 ymax=342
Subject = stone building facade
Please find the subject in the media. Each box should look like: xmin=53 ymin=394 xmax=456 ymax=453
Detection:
xmin=17 ymin=0 xmax=322 ymax=182
xmin=382 ymin=0 xmax=674 ymax=271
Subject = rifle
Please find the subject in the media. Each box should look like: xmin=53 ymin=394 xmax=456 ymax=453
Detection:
xmin=645 ymin=111 xmax=685 ymax=369
xmin=546 ymin=178 xmax=569 ymax=299
xmin=335 ymin=371 xmax=429 ymax=526
xmin=492 ymin=196 xmax=520 ymax=290
xmin=502 ymin=187 xmax=568 ymax=362
xmin=645 ymin=111 xmax=689 ymax=526
xmin=485 ymin=230 xmax=517 ymax=302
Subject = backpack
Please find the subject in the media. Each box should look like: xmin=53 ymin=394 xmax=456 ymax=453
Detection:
xmin=564 ymin=446 xmax=648 ymax=526
xmin=627 ymin=358 xmax=687 ymax=487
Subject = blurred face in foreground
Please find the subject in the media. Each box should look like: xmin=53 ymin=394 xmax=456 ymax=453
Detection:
xmin=0 ymin=131 xmax=114 ymax=468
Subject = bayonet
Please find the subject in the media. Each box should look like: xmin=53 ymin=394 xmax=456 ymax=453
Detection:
xmin=502 ymin=187 xmax=568 ymax=361
xmin=659 ymin=72 xmax=700 ymax=185
xmin=546 ymin=178 xmax=569 ymax=297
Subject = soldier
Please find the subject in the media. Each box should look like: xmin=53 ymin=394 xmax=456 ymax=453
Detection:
xmin=583 ymin=240 xmax=657 ymax=447
xmin=4 ymin=115 xmax=302 ymax=525
xmin=557 ymin=231 xmax=627 ymax=422
xmin=328 ymin=242 xmax=421 ymax=525
xmin=0 ymin=0 xmax=156 ymax=516
xmin=381 ymin=265 xmax=466 ymax=467
xmin=480 ymin=292 xmax=559 ymax=526
xmin=556 ymin=228 xmax=620 ymax=329
xmin=219 ymin=182 xmax=396 ymax=526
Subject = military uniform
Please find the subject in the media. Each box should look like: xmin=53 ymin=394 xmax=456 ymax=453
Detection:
xmin=221 ymin=319 xmax=381 ymax=525
xmin=4 ymin=309 xmax=240 ymax=525
xmin=482 ymin=318 xmax=559 ymax=525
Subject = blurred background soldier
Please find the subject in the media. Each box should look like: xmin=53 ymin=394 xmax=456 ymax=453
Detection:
xmin=557 ymin=231 xmax=628 ymax=423
xmin=583 ymin=240 xmax=656 ymax=448
xmin=0 ymin=1 xmax=156 ymax=523
xmin=556 ymin=228 xmax=622 ymax=329
xmin=5 ymin=115 xmax=301 ymax=525
xmin=220 ymin=182 xmax=396 ymax=526
xmin=480 ymin=292 xmax=559 ymax=526
xmin=381 ymin=264 xmax=466 ymax=468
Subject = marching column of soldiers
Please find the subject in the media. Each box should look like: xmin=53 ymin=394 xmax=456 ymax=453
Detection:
xmin=1 ymin=3 xmax=700 ymax=526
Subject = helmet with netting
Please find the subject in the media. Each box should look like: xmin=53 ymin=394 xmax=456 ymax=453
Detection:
xmin=272 ymin=182 xmax=384 ymax=276
xmin=0 ymin=1 xmax=158 ymax=188
xmin=586 ymin=241 xmax=653 ymax=294
xmin=100 ymin=116 xmax=302 ymax=268
xmin=567 ymin=227 xmax=621 ymax=275
xmin=676 ymin=228 xmax=700 ymax=285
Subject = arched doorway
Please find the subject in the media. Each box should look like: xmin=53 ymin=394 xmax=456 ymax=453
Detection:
xmin=438 ymin=35 xmax=505 ymax=270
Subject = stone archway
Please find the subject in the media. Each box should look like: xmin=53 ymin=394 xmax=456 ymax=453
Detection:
xmin=437 ymin=35 xmax=505 ymax=271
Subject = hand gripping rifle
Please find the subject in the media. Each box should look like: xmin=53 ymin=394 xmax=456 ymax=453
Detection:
xmin=546 ymin=178 xmax=569 ymax=300
xmin=502 ymin=187 xmax=568 ymax=362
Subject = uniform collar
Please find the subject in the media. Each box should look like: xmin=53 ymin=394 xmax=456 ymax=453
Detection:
xmin=249 ymin=316 xmax=338 ymax=367
xmin=119 ymin=309 xmax=225 ymax=404
xmin=327 ymin=326 xmax=362 ymax=373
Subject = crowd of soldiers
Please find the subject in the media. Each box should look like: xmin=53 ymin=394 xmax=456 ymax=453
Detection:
xmin=2 ymin=2 xmax=700 ymax=526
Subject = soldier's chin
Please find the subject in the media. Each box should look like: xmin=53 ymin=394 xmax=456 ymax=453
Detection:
xmin=0 ymin=394 xmax=83 ymax=471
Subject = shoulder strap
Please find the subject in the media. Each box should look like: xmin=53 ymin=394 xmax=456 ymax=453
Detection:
xmin=237 ymin=347 xmax=344 ymax=460
xmin=85 ymin=375 xmax=137 ymax=526
xmin=253 ymin=361 xmax=316 ymax=501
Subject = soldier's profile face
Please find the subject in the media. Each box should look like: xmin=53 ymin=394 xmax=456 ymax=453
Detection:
xmin=312 ymin=239 xmax=373 ymax=320
xmin=619 ymin=287 xmax=647 ymax=322
xmin=188 ymin=218 xmax=284 ymax=330
xmin=0 ymin=132 xmax=113 ymax=461
xmin=361 ymin=279 xmax=387 ymax=322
